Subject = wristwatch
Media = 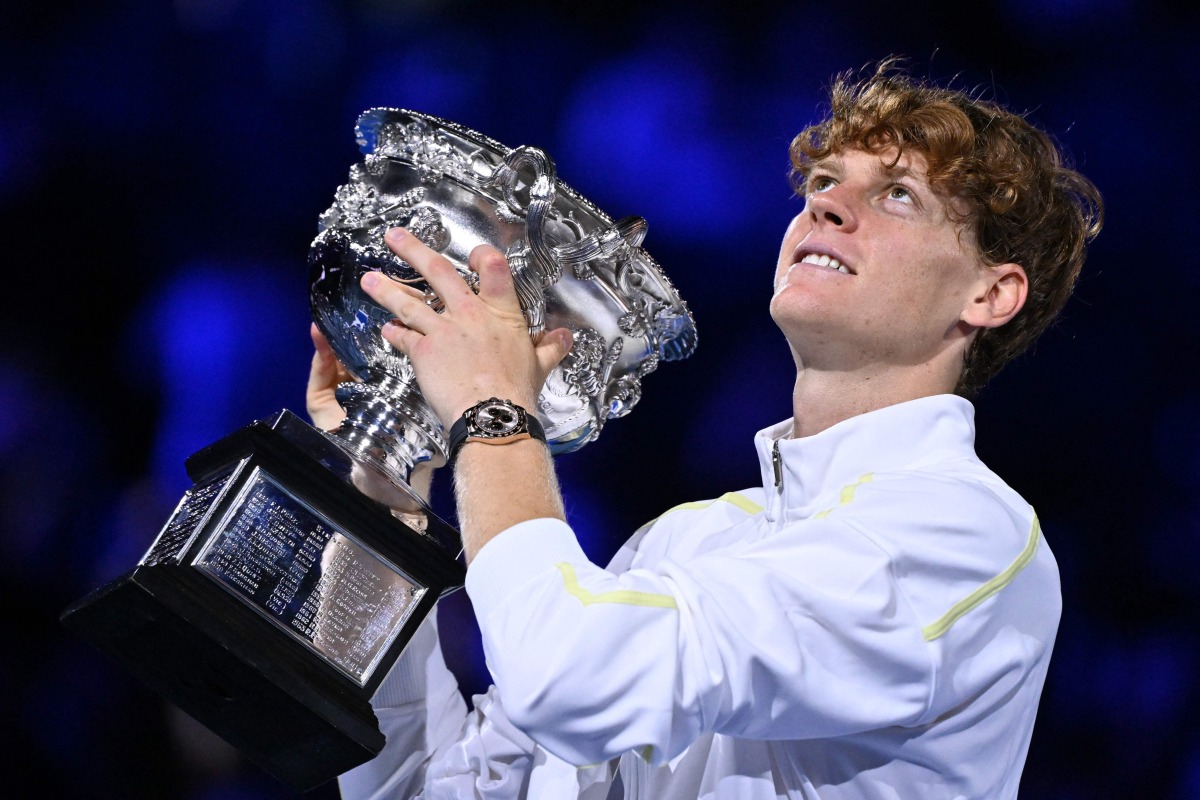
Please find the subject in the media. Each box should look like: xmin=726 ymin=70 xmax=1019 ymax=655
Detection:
xmin=447 ymin=397 xmax=547 ymax=462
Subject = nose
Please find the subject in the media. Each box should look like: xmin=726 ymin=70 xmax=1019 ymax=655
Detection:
xmin=806 ymin=186 xmax=857 ymax=231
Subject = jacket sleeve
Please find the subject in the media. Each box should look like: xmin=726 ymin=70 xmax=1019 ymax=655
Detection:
xmin=464 ymin=515 xmax=935 ymax=768
xmin=338 ymin=606 xmax=616 ymax=799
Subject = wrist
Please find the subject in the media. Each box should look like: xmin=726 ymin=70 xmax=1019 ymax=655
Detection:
xmin=446 ymin=389 xmax=538 ymax=424
xmin=447 ymin=397 xmax=547 ymax=463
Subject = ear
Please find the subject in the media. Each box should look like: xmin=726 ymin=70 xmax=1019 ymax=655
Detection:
xmin=961 ymin=263 xmax=1028 ymax=329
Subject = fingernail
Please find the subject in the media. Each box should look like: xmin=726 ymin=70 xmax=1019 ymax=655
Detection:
xmin=387 ymin=227 xmax=407 ymax=242
xmin=361 ymin=272 xmax=380 ymax=289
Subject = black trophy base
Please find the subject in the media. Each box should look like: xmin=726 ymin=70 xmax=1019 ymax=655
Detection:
xmin=61 ymin=563 xmax=383 ymax=792
xmin=60 ymin=410 xmax=465 ymax=793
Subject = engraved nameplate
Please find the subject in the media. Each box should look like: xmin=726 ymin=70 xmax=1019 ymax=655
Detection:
xmin=194 ymin=467 xmax=426 ymax=685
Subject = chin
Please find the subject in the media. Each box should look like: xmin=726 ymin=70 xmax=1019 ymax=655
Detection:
xmin=768 ymin=291 xmax=790 ymax=326
xmin=770 ymin=284 xmax=829 ymax=324
xmin=769 ymin=304 xmax=820 ymax=348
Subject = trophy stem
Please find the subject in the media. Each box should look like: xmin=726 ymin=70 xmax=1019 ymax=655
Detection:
xmin=330 ymin=374 xmax=447 ymax=496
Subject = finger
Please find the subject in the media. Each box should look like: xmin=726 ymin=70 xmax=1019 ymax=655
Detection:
xmin=468 ymin=244 xmax=525 ymax=316
xmin=311 ymin=323 xmax=353 ymax=372
xmin=307 ymin=347 xmax=335 ymax=397
xmin=310 ymin=321 xmax=331 ymax=353
xmin=534 ymin=327 xmax=574 ymax=377
xmin=380 ymin=318 xmax=424 ymax=355
xmin=308 ymin=323 xmax=340 ymax=385
xmin=385 ymin=228 xmax=476 ymax=309
xmin=361 ymin=271 xmax=440 ymax=333
xmin=307 ymin=324 xmax=351 ymax=430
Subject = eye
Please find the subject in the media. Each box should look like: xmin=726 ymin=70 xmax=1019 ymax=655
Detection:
xmin=808 ymin=175 xmax=836 ymax=194
xmin=887 ymin=185 xmax=914 ymax=204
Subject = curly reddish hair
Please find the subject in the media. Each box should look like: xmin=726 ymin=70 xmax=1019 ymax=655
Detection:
xmin=789 ymin=59 xmax=1103 ymax=396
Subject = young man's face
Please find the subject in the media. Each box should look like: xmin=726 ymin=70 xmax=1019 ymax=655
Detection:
xmin=770 ymin=147 xmax=988 ymax=375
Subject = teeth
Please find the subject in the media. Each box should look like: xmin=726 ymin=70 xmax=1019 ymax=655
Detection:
xmin=800 ymin=253 xmax=849 ymax=274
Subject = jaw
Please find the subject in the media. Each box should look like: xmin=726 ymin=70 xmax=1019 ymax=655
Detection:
xmin=773 ymin=299 xmax=969 ymax=386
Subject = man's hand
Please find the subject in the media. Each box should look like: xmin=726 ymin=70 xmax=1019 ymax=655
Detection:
xmin=359 ymin=227 xmax=572 ymax=429
xmin=306 ymin=323 xmax=353 ymax=431
xmin=360 ymin=227 xmax=574 ymax=561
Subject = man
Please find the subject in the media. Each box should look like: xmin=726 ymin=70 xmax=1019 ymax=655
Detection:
xmin=310 ymin=60 xmax=1102 ymax=798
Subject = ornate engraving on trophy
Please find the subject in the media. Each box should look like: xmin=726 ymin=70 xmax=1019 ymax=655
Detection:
xmin=494 ymin=203 xmax=524 ymax=225
xmin=636 ymin=352 xmax=659 ymax=377
xmin=194 ymin=467 xmax=426 ymax=685
xmin=618 ymin=310 xmax=647 ymax=337
xmin=142 ymin=470 xmax=236 ymax=566
xmin=372 ymin=118 xmax=476 ymax=183
xmin=404 ymin=206 xmax=450 ymax=251
xmin=558 ymin=327 xmax=620 ymax=400
xmin=319 ymin=181 xmax=384 ymax=229
xmin=605 ymin=376 xmax=642 ymax=419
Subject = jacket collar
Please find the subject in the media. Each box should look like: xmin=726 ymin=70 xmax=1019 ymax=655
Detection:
xmin=754 ymin=394 xmax=978 ymax=522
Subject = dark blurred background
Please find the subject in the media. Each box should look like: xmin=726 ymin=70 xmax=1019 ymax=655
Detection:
xmin=2 ymin=0 xmax=1196 ymax=797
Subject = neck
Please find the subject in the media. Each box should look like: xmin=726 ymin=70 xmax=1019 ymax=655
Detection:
xmin=788 ymin=357 xmax=960 ymax=439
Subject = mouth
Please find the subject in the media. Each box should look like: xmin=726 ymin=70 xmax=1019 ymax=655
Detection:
xmin=795 ymin=249 xmax=854 ymax=275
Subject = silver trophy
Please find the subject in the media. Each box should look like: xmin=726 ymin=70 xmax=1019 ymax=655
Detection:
xmin=60 ymin=108 xmax=697 ymax=792
xmin=309 ymin=108 xmax=697 ymax=491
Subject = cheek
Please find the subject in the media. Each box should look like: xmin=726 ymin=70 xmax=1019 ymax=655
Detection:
xmin=873 ymin=244 xmax=965 ymax=316
xmin=778 ymin=215 xmax=808 ymax=255
xmin=904 ymin=254 xmax=979 ymax=318
xmin=773 ymin=262 xmax=792 ymax=292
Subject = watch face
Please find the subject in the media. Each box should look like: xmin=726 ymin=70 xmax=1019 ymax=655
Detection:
xmin=471 ymin=400 xmax=524 ymax=437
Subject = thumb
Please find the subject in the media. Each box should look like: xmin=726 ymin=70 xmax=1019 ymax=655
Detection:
xmin=307 ymin=322 xmax=353 ymax=393
xmin=535 ymin=327 xmax=573 ymax=376
xmin=308 ymin=324 xmax=338 ymax=385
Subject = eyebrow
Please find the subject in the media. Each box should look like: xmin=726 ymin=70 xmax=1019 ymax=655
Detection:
xmin=870 ymin=159 xmax=923 ymax=183
xmin=809 ymin=156 xmax=843 ymax=175
xmin=809 ymin=155 xmax=926 ymax=184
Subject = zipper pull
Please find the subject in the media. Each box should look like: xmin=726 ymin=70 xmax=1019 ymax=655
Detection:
xmin=772 ymin=439 xmax=782 ymax=488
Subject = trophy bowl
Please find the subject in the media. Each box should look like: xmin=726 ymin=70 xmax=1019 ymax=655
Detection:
xmin=309 ymin=108 xmax=698 ymax=487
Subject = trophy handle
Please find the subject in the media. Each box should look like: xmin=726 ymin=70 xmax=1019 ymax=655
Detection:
xmin=554 ymin=215 xmax=648 ymax=267
xmin=490 ymin=146 xmax=561 ymax=340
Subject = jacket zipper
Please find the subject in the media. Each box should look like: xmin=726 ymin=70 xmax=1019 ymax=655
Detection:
xmin=772 ymin=439 xmax=783 ymax=488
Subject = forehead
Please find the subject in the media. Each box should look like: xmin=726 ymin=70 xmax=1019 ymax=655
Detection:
xmin=811 ymin=147 xmax=932 ymax=181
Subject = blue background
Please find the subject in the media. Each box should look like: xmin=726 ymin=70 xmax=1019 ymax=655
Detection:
xmin=3 ymin=1 xmax=1197 ymax=797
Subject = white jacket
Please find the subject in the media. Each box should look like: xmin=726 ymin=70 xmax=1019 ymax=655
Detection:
xmin=340 ymin=395 xmax=1060 ymax=799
